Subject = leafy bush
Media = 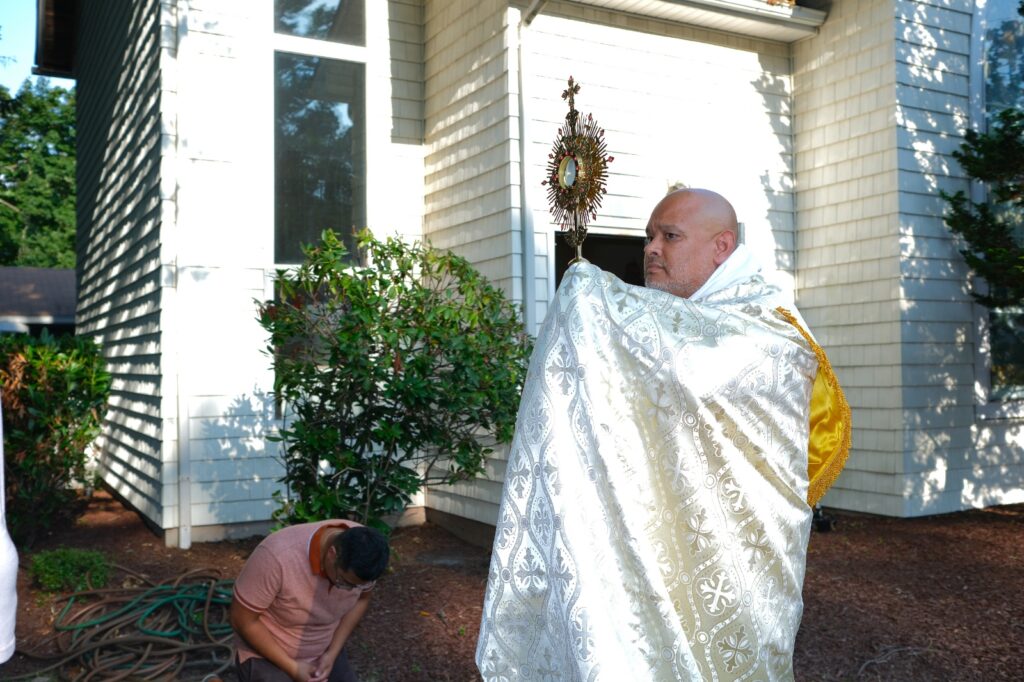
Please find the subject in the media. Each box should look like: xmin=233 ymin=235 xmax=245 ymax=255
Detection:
xmin=29 ymin=548 xmax=110 ymax=592
xmin=1 ymin=332 xmax=111 ymax=546
xmin=257 ymin=230 xmax=532 ymax=531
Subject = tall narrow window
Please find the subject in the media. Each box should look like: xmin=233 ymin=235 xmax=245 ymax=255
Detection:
xmin=274 ymin=53 xmax=366 ymax=264
xmin=983 ymin=2 xmax=1024 ymax=400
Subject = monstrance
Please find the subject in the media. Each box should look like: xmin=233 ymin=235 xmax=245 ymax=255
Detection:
xmin=542 ymin=77 xmax=614 ymax=262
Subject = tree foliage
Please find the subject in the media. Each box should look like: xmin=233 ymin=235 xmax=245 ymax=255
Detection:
xmin=257 ymin=230 xmax=532 ymax=531
xmin=0 ymin=79 xmax=76 ymax=268
xmin=941 ymin=107 xmax=1024 ymax=308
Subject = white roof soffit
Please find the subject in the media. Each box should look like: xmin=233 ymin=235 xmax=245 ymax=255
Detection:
xmin=564 ymin=0 xmax=827 ymax=42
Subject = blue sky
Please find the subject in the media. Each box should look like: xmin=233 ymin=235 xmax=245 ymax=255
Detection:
xmin=0 ymin=0 xmax=74 ymax=91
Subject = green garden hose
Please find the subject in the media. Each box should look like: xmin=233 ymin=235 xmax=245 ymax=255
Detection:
xmin=11 ymin=566 xmax=236 ymax=681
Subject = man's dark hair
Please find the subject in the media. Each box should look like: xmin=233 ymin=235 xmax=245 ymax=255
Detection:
xmin=333 ymin=526 xmax=390 ymax=581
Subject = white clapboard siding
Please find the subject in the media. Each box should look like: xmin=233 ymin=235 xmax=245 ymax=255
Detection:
xmin=75 ymin=0 xmax=431 ymax=543
xmin=76 ymin=0 xmax=166 ymax=525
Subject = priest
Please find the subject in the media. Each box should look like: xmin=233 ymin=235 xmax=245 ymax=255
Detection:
xmin=476 ymin=188 xmax=850 ymax=681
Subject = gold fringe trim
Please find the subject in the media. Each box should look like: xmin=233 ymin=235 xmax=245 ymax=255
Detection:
xmin=776 ymin=307 xmax=853 ymax=508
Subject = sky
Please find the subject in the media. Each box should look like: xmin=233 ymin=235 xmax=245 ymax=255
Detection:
xmin=0 ymin=0 xmax=75 ymax=92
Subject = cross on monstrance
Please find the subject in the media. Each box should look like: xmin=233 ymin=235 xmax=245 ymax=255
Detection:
xmin=543 ymin=77 xmax=614 ymax=262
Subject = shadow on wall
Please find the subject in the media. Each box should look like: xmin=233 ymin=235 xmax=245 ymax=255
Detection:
xmin=187 ymin=390 xmax=284 ymax=544
xmin=752 ymin=59 xmax=797 ymax=277
xmin=82 ymin=0 xmax=169 ymax=519
xmin=893 ymin=2 xmax=1022 ymax=513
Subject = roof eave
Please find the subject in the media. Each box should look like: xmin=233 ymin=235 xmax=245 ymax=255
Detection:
xmin=563 ymin=0 xmax=828 ymax=43
xmin=34 ymin=0 xmax=76 ymax=79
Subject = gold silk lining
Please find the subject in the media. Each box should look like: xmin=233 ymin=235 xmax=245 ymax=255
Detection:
xmin=776 ymin=307 xmax=852 ymax=507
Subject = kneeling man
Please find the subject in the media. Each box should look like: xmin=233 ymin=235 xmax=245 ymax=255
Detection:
xmin=232 ymin=520 xmax=390 ymax=682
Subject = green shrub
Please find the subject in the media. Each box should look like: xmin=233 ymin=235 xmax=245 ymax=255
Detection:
xmin=257 ymin=230 xmax=532 ymax=531
xmin=1 ymin=331 xmax=111 ymax=546
xmin=29 ymin=548 xmax=110 ymax=592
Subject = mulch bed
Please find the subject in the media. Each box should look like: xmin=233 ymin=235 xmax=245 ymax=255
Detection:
xmin=1 ymin=491 xmax=1020 ymax=680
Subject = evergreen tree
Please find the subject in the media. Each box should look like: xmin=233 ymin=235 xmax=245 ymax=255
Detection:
xmin=940 ymin=1 xmax=1024 ymax=308
xmin=941 ymin=107 xmax=1024 ymax=308
xmin=0 ymin=79 xmax=76 ymax=268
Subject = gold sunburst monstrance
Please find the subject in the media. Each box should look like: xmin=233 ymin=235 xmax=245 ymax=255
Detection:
xmin=542 ymin=77 xmax=614 ymax=259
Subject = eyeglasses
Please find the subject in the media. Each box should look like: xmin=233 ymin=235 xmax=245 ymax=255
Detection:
xmin=333 ymin=575 xmax=375 ymax=592
xmin=329 ymin=566 xmax=375 ymax=592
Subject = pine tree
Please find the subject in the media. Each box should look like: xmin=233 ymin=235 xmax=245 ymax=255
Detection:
xmin=940 ymin=1 xmax=1024 ymax=309
xmin=941 ymin=107 xmax=1024 ymax=308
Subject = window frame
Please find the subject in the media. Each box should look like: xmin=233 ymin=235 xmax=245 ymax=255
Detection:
xmin=970 ymin=0 xmax=1024 ymax=419
xmin=271 ymin=2 xmax=374 ymax=269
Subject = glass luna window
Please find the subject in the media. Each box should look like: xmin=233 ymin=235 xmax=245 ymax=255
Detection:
xmin=274 ymin=0 xmax=365 ymax=46
xmin=275 ymin=52 xmax=366 ymax=264
xmin=983 ymin=2 xmax=1024 ymax=401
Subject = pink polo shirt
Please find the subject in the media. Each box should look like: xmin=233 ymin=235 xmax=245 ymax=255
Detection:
xmin=233 ymin=520 xmax=366 ymax=665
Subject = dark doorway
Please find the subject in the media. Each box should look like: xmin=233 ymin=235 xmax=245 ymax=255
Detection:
xmin=554 ymin=232 xmax=646 ymax=288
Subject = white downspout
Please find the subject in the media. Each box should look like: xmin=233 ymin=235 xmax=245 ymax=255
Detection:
xmin=517 ymin=1 xmax=549 ymax=335
xmin=173 ymin=0 xmax=191 ymax=549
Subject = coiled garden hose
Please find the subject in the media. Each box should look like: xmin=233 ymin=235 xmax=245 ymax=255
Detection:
xmin=11 ymin=565 xmax=236 ymax=681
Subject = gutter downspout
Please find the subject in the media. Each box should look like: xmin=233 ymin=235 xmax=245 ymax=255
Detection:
xmin=173 ymin=0 xmax=192 ymax=550
xmin=517 ymin=1 xmax=549 ymax=335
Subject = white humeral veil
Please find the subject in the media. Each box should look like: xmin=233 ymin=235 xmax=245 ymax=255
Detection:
xmin=476 ymin=246 xmax=817 ymax=681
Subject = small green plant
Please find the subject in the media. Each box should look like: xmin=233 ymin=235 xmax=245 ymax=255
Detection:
xmin=257 ymin=230 xmax=532 ymax=531
xmin=29 ymin=548 xmax=110 ymax=592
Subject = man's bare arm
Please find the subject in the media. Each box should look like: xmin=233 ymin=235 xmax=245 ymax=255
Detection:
xmin=231 ymin=597 xmax=312 ymax=681
xmin=310 ymin=592 xmax=372 ymax=682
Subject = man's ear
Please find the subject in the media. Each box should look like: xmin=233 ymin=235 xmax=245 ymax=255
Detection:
xmin=713 ymin=230 xmax=737 ymax=265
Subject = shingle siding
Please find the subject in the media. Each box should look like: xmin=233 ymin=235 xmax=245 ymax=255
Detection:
xmin=795 ymin=0 xmax=904 ymax=515
xmin=420 ymin=0 xmax=518 ymax=525
xmin=423 ymin=0 xmax=517 ymax=297
xmin=389 ymin=0 xmax=425 ymax=143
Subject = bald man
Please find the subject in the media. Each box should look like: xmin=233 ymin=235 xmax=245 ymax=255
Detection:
xmin=643 ymin=189 xmax=738 ymax=298
xmin=478 ymin=188 xmax=849 ymax=681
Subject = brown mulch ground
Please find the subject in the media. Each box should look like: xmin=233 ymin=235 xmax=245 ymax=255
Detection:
xmin=0 ymin=491 xmax=1021 ymax=681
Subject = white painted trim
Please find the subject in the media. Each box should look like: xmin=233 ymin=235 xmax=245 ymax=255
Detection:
xmin=271 ymin=32 xmax=368 ymax=63
xmin=0 ymin=315 xmax=72 ymax=324
xmin=978 ymin=399 xmax=1024 ymax=421
xmin=568 ymin=0 xmax=826 ymax=41
xmin=364 ymin=0 xmax=388 ymax=240
xmin=174 ymin=0 xmax=192 ymax=550
xmin=658 ymin=0 xmax=825 ymax=28
xmin=969 ymin=1 xmax=992 ymax=409
xmin=516 ymin=9 xmax=537 ymax=334
xmin=968 ymin=0 xmax=1023 ymax=419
